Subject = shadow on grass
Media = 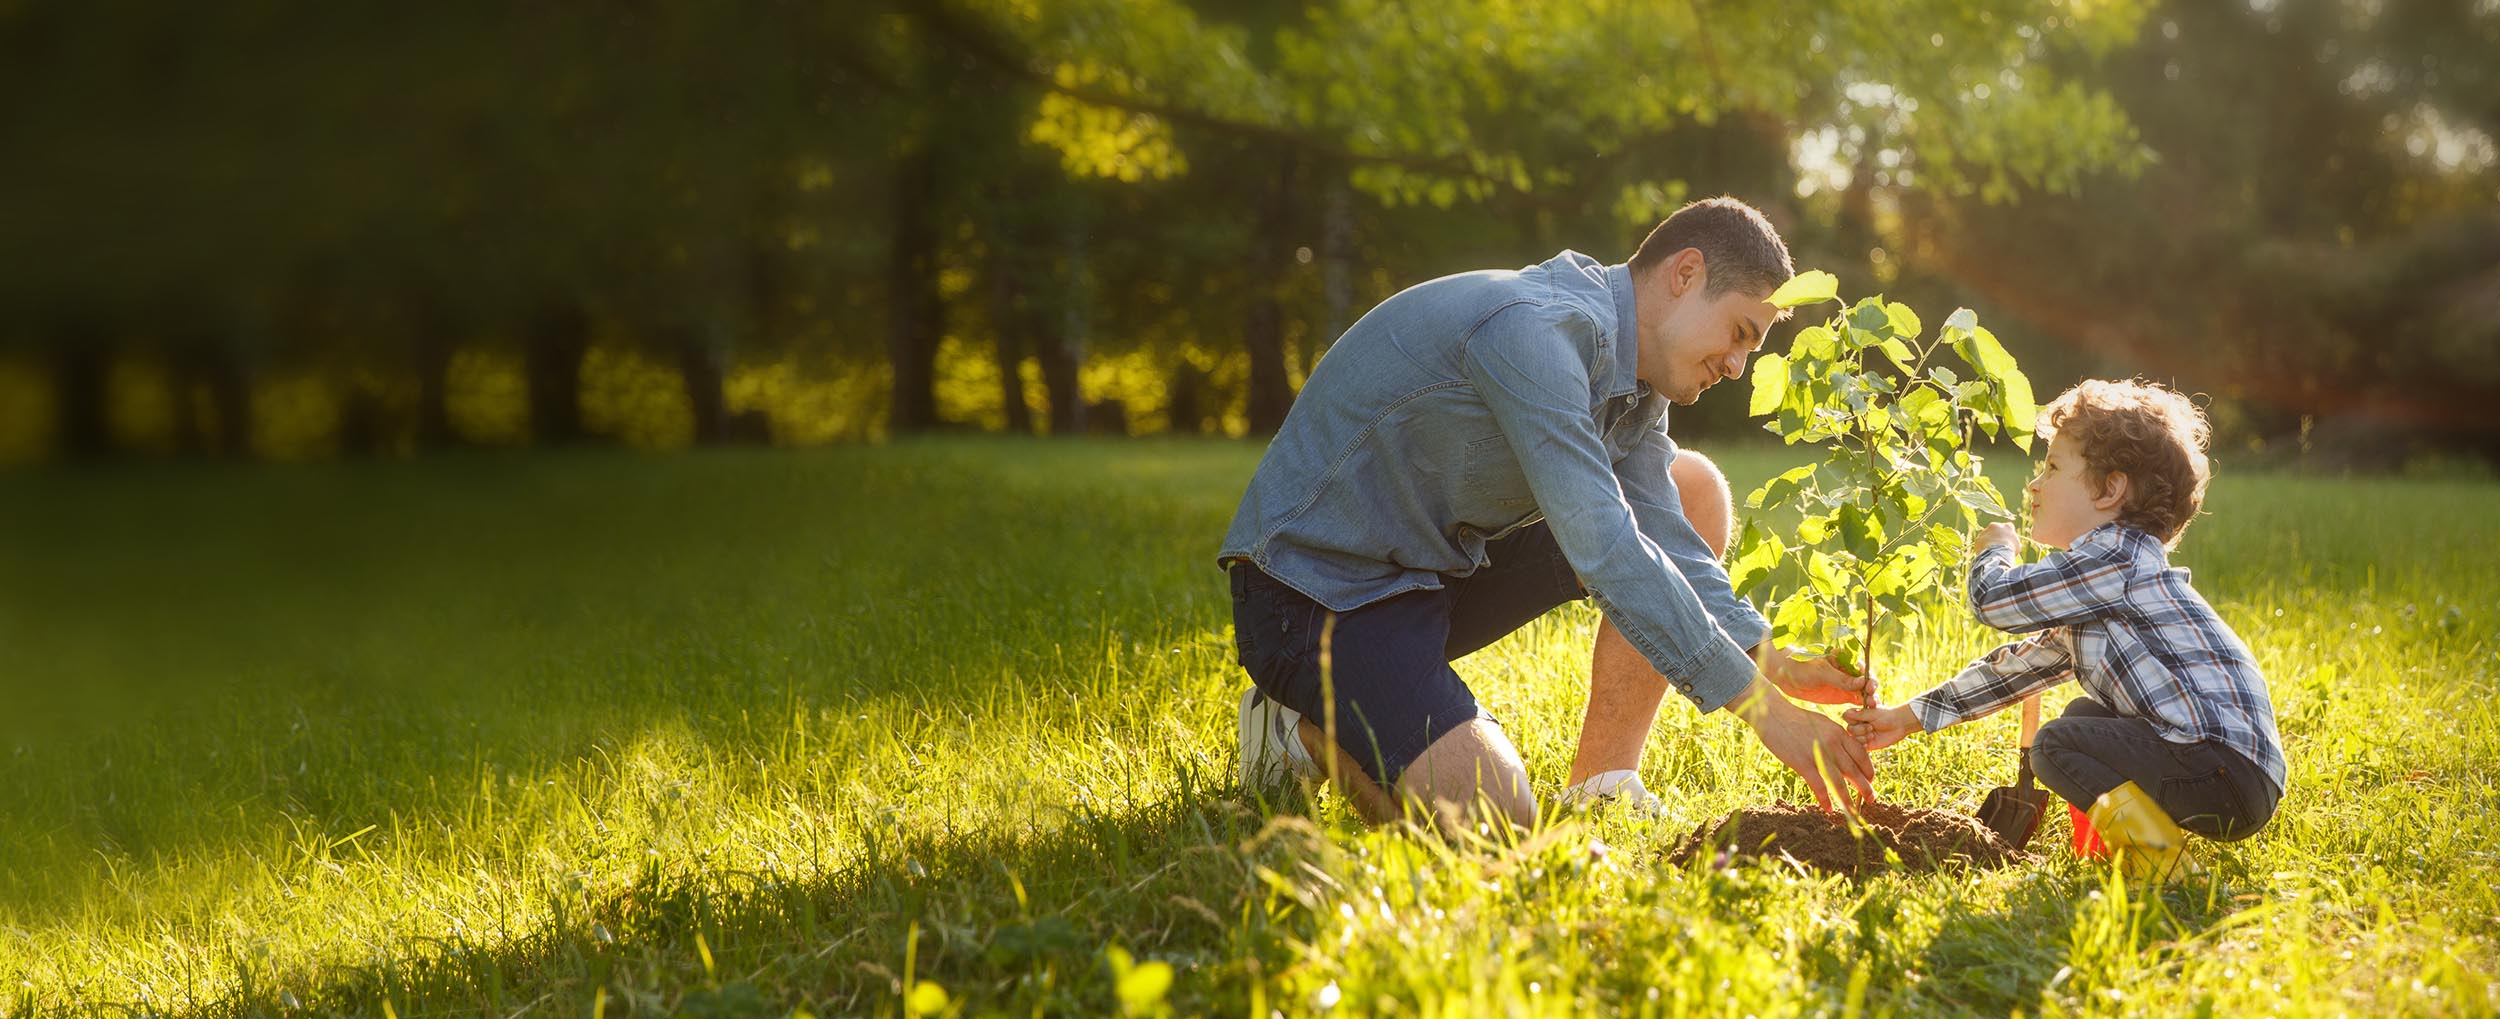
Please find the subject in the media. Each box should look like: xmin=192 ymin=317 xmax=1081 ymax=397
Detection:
xmin=103 ymin=776 xmax=1331 ymax=1019
xmin=0 ymin=443 xmax=1257 ymax=926
xmin=1890 ymin=857 xmax=2272 ymax=1015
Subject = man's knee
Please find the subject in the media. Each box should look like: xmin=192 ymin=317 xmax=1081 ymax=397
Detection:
xmin=1398 ymin=719 xmax=1536 ymax=831
xmin=1671 ymin=449 xmax=1733 ymax=560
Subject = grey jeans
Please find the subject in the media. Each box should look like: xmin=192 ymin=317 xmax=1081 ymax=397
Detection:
xmin=2028 ymin=696 xmax=2282 ymax=841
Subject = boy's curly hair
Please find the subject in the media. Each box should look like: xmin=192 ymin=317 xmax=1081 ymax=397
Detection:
xmin=2037 ymin=379 xmax=2212 ymax=547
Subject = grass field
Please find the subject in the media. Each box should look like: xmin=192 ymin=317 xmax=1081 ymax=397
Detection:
xmin=2 ymin=439 xmax=2494 ymax=1017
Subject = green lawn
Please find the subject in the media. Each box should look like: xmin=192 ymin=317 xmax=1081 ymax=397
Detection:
xmin=2 ymin=440 xmax=2493 ymax=1017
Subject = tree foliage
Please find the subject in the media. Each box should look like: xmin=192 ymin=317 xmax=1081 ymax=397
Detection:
xmin=1731 ymin=271 xmax=2036 ymax=678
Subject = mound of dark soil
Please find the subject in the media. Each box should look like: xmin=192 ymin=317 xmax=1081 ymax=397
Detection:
xmin=1667 ymin=801 xmax=2035 ymax=876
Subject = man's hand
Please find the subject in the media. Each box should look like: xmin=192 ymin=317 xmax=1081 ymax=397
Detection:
xmin=1760 ymin=646 xmax=1876 ymax=708
xmin=1730 ymin=676 xmax=1876 ymax=812
xmin=1975 ymin=521 xmax=2020 ymax=552
xmin=1841 ymin=704 xmax=1925 ymax=752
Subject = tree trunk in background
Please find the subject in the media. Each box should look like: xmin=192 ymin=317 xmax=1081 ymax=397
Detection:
xmin=985 ymin=249 xmax=1035 ymax=434
xmin=525 ymin=302 xmax=590 ymax=444
xmin=1316 ymin=172 xmax=1354 ymax=377
xmin=413 ymin=300 xmax=458 ymax=448
xmin=53 ymin=326 xmax=110 ymax=459
xmin=674 ymin=322 xmax=729 ymax=444
xmin=177 ymin=336 xmax=253 ymax=457
xmin=885 ymin=144 xmax=943 ymax=434
xmin=1244 ymin=149 xmax=1299 ymax=434
xmin=1040 ymin=212 xmax=1088 ymax=437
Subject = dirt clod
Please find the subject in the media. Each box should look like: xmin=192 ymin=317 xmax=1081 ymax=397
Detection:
xmin=1667 ymin=801 xmax=2035 ymax=876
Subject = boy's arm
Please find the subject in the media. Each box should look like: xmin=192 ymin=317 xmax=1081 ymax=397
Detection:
xmin=1903 ymin=629 xmax=2075 ymax=733
xmin=1965 ymin=533 xmax=2135 ymax=633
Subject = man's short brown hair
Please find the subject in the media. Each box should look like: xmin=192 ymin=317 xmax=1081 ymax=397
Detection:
xmin=1627 ymin=196 xmax=1794 ymax=299
xmin=2038 ymin=379 xmax=2213 ymax=546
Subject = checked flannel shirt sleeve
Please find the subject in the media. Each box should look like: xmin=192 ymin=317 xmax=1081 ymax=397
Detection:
xmin=1962 ymin=533 xmax=2136 ymax=633
xmin=1904 ymin=532 xmax=2136 ymax=732
xmin=1905 ymin=629 xmax=2075 ymax=732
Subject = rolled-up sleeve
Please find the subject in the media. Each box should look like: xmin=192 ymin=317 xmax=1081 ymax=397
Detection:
xmin=1618 ymin=426 xmax=1771 ymax=653
xmin=1462 ymin=305 xmax=1758 ymax=712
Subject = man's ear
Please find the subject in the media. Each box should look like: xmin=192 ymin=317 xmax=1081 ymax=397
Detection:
xmin=1667 ymin=247 xmax=1707 ymax=298
xmin=2093 ymin=470 xmax=2130 ymax=512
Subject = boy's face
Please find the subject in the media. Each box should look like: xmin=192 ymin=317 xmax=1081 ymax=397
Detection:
xmin=2026 ymin=432 xmax=2125 ymax=548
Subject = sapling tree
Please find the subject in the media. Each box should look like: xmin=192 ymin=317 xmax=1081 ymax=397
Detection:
xmin=1729 ymin=270 xmax=2040 ymax=691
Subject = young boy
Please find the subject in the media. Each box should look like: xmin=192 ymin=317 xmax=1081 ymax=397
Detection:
xmin=1843 ymin=379 xmax=2285 ymax=878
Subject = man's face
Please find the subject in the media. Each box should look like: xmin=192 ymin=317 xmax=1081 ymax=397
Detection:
xmin=1635 ymin=254 xmax=1778 ymax=405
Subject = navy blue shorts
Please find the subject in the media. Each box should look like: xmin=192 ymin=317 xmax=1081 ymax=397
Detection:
xmin=1228 ymin=522 xmax=1588 ymax=788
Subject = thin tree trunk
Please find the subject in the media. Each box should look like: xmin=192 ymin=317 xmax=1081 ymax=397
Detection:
xmin=885 ymin=144 xmax=943 ymax=434
xmin=525 ymin=302 xmax=590 ymax=445
xmin=1317 ymin=172 xmax=1354 ymax=376
xmin=986 ymin=259 xmax=1034 ymax=434
xmin=413 ymin=306 xmax=457 ymax=449
xmin=52 ymin=326 xmax=110 ymax=459
xmin=1040 ymin=211 xmax=1088 ymax=437
xmin=1244 ymin=148 xmax=1299 ymax=434
xmin=675 ymin=322 xmax=728 ymax=444
xmin=182 ymin=337 xmax=253 ymax=458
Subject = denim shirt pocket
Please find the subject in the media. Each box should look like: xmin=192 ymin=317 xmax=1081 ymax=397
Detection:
xmin=1459 ymin=433 xmax=1535 ymax=514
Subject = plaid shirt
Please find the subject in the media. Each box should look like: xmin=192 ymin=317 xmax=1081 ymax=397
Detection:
xmin=1906 ymin=522 xmax=2286 ymax=795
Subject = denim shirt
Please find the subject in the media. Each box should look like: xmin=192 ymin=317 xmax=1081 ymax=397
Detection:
xmin=1218 ymin=250 xmax=1770 ymax=712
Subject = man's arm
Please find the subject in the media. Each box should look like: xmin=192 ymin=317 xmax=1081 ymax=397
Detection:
xmin=1615 ymin=428 xmax=1769 ymax=649
xmin=1462 ymin=304 xmax=1756 ymax=711
xmin=1617 ymin=428 xmax=1869 ymax=706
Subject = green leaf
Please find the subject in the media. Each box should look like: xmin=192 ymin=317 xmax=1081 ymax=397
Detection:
xmin=1729 ymin=524 xmax=1783 ymax=595
xmin=2001 ymin=364 xmax=2037 ymax=452
xmin=1943 ymin=307 xmax=1978 ymax=333
xmin=1837 ymin=502 xmax=1884 ymax=560
xmin=1771 ymin=592 xmax=1818 ymax=645
xmin=1877 ymin=337 xmax=1915 ymax=372
xmin=1748 ymin=352 xmax=1788 ymax=416
xmin=1767 ymin=270 xmax=1839 ymax=309
xmin=1883 ymin=302 xmax=1922 ymax=340
xmin=1790 ymin=325 xmax=1839 ymax=362
xmin=1929 ymin=365 xmax=1959 ymax=389
xmin=1795 ymin=512 xmax=1829 ymax=545
xmin=1847 ymin=299 xmax=1891 ymax=336
xmin=1964 ymin=325 xmax=2018 ymax=385
xmin=1900 ymin=386 xmax=1951 ymax=432
xmin=1747 ymin=464 xmax=1816 ymax=510
xmin=1807 ymin=550 xmax=1849 ymax=596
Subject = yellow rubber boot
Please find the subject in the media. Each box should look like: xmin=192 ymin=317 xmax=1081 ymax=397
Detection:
xmin=2085 ymin=781 xmax=2197 ymax=883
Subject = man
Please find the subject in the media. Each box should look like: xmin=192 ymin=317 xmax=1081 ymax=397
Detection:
xmin=1219 ymin=196 xmax=1874 ymax=832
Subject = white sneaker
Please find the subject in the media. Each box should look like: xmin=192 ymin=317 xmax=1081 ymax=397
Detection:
xmin=1558 ymin=769 xmax=1675 ymax=820
xmin=1238 ymin=688 xmax=1319 ymax=789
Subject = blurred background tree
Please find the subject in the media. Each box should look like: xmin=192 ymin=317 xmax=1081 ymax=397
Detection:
xmin=0 ymin=0 xmax=2491 ymax=466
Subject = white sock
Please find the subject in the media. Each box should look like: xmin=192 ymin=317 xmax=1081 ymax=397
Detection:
xmin=1276 ymin=703 xmax=1318 ymax=772
xmin=1565 ymin=768 xmax=1645 ymax=802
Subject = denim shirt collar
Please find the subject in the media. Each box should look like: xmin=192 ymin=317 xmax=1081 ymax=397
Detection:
xmin=1601 ymin=261 xmax=1658 ymax=413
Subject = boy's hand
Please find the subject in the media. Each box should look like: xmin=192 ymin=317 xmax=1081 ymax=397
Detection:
xmin=1761 ymin=645 xmax=1876 ymax=707
xmin=1841 ymin=704 xmax=1925 ymax=752
xmin=1975 ymin=521 xmax=2020 ymax=552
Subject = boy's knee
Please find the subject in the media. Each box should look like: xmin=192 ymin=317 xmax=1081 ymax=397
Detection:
xmin=2025 ymin=721 xmax=2097 ymax=803
xmin=1670 ymin=449 xmax=1733 ymax=559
